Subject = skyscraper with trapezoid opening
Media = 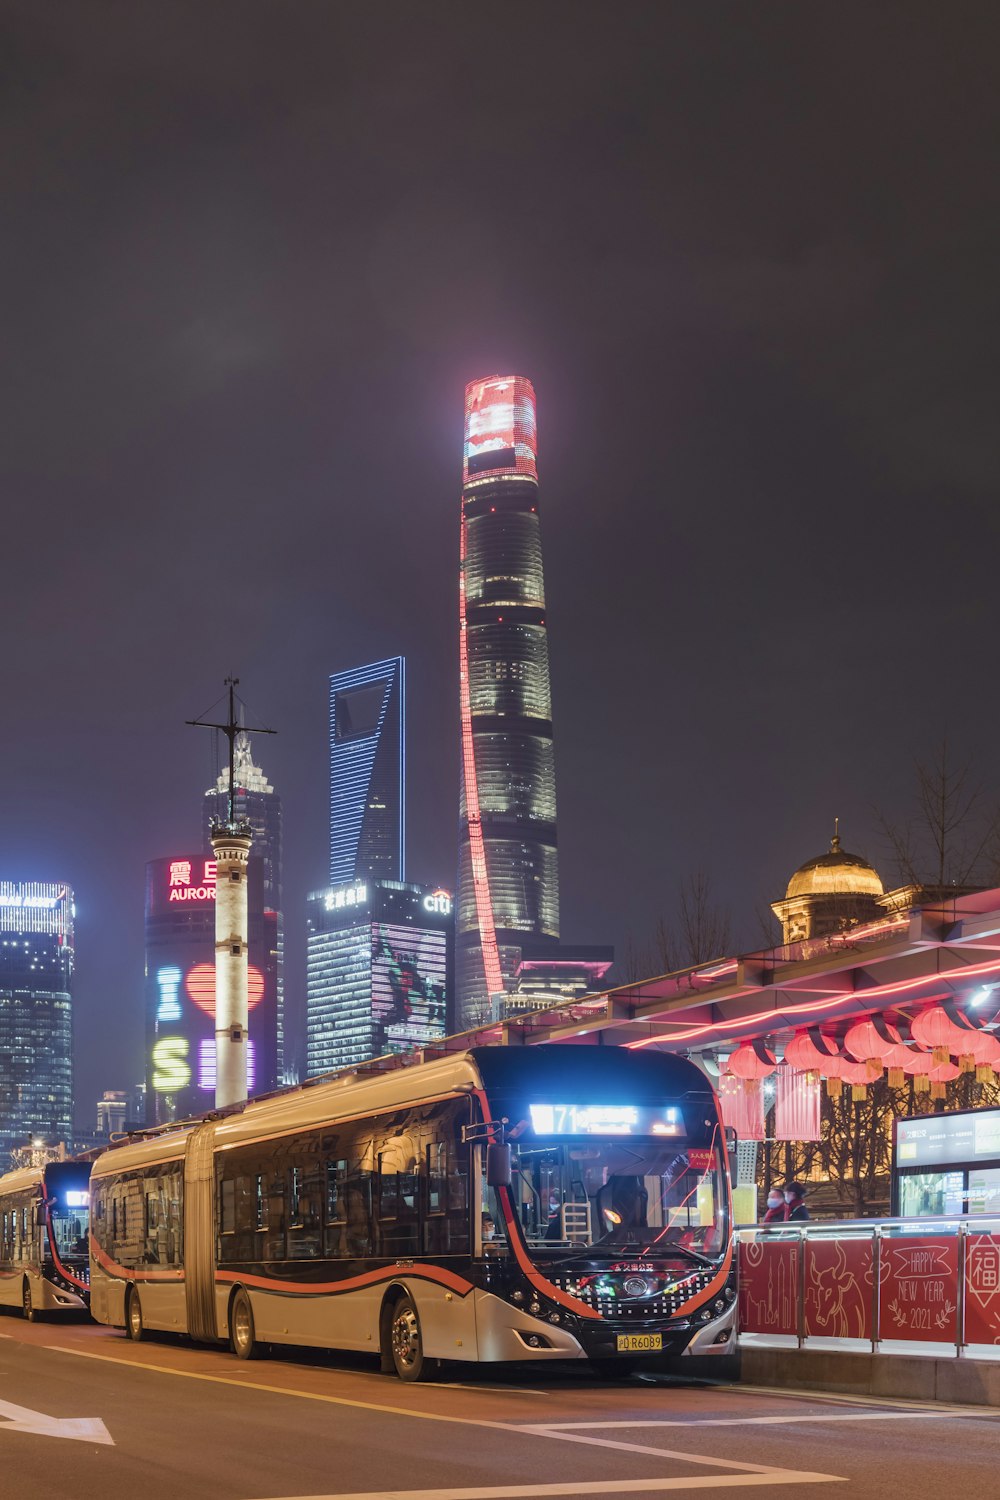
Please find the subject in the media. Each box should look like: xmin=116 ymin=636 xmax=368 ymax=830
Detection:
xmin=329 ymin=657 xmax=405 ymax=886
xmin=457 ymin=375 xmax=559 ymax=1028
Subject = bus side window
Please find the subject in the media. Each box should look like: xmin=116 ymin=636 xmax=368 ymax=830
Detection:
xmin=324 ymin=1159 xmax=348 ymax=1256
xmin=287 ymin=1150 xmax=322 ymax=1259
xmin=423 ymin=1102 xmax=471 ymax=1256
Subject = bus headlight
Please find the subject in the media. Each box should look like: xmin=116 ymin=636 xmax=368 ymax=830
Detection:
xmin=548 ymin=1311 xmax=561 ymax=1324
xmin=529 ymin=1300 xmax=542 ymax=1316
xmin=511 ymin=1290 xmax=525 ymax=1303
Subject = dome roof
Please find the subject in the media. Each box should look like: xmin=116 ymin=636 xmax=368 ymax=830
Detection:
xmin=785 ymin=828 xmax=884 ymax=900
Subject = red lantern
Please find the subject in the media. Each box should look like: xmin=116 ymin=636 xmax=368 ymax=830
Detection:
xmin=844 ymin=1018 xmax=903 ymax=1080
xmin=928 ymin=1058 xmax=960 ymax=1100
xmin=837 ymin=1058 xmax=871 ymax=1101
xmin=884 ymin=1042 xmax=913 ymax=1089
xmin=726 ymin=1043 xmax=776 ymax=1080
xmin=784 ymin=1032 xmax=842 ymax=1076
xmin=911 ymin=1005 xmax=965 ymax=1064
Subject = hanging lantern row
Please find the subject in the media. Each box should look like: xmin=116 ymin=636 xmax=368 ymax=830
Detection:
xmin=723 ymin=1004 xmax=1000 ymax=1104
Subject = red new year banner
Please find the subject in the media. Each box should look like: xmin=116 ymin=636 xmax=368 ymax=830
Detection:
xmin=804 ymin=1236 xmax=873 ymax=1341
xmin=738 ymin=1239 xmax=799 ymax=1336
xmin=964 ymin=1233 xmax=1000 ymax=1347
xmin=878 ymin=1236 xmax=959 ymax=1342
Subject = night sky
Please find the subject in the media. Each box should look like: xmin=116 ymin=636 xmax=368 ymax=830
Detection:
xmin=3 ymin=4 xmax=999 ymax=1124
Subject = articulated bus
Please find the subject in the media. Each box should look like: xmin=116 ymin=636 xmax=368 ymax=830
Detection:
xmin=0 ymin=1160 xmax=92 ymax=1319
xmin=89 ymin=1044 xmax=735 ymax=1379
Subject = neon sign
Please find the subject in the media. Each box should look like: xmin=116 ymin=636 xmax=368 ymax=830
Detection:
xmin=422 ymin=890 xmax=453 ymax=916
xmin=184 ymin=962 xmax=265 ymax=1019
xmin=156 ymin=966 xmax=182 ymax=1021
xmin=167 ymin=858 xmax=217 ymax=904
xmin=151 ymin=1036 xmax=191 ymax=1092
xmin=325 ymin=882 xmax=367 ymax=912
xmin=198 ymin=1038 xmax=256 ymax=1092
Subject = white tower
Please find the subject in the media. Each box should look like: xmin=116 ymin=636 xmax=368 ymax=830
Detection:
xmin=210 ymin=824 xmax=253 ymax=1107
xmin=188 ymin=677 xmax=275 ymax=1111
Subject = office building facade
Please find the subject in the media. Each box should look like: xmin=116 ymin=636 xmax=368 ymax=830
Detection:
xmin=329 ymin=658 xmax=405 ymax=886
xmin=306 ymin=881 xmax=452 ymax=1077
xmin=0 ymin=881 xmax=74 ymax=1164
xmin=144 ymin=854 xmax=280 ymax=1124
xmin=457 ymin=375 xmax=559 ymax=1027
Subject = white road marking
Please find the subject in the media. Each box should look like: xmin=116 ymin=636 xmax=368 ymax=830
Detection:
xmin=539 ymin=1408 xmax=1000 ymax=1428
xmin=253 ymin=1478 xmax=843 ymax=1500
xmin=517 ymin=1428 xmax=788 ymax=1473
xmin=422 ymin=1382 xmax=552 ymax=1396
xmin=0 ymin=1397 xmax=114 ymax=1445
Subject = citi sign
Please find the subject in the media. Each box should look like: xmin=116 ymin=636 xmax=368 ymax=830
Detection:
xmin=423 ymin=890 xmax=452 ymax=916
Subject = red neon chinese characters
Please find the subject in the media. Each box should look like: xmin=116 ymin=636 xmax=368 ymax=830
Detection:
xmin=459 ymin=511 xmax=505 ymax=1003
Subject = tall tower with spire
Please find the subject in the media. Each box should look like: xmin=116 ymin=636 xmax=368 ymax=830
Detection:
xmin=203 ymin=731 xmax=284 ymax=1079
xmin=456 ymin=375 xmax=559 ymax=1028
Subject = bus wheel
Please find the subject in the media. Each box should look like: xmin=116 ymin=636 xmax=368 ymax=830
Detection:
xmin=230 ymin=1289 xmax=262 ymax=1361
xmin=589 ymin=1358 xmax=637 ymax=1380
xmin=390 ymin=1293 xmax=427 ymax=1382
xmin=21 ymin=1281 xmax=35 ymax=1323
xmin=125 ymin=1288 xmax=144 ymax=1341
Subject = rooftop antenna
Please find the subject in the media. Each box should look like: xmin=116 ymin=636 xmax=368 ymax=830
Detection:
xmin=187 ymin=677 xmax=276 ymax=829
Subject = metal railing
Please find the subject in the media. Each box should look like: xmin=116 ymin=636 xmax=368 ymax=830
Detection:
xmin=736 ymin=1214 xmax=1000 ymax=1356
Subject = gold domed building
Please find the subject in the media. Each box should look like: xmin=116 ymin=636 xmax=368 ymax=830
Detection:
xmin=771 ymin=822 xmax=885 ymax=944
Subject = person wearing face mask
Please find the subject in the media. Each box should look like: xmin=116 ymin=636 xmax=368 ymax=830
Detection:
xmin=784 ymin=1182 xmax=810 ymax=1221
xmin=761 ymin=1188 xmax=787 ymax=1224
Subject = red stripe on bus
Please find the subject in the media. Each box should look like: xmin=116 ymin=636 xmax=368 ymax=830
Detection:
xmin=215 ymin=1263 xmax=474 ymax=1297
xmin=89 ymin=1234 xmax=184 ymax=1283
xmin=473 ymin=1088 xmax=602 ymax=1322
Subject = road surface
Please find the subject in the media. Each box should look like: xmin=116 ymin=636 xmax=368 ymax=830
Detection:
xmin=0 ymin=1310 xmax=996 ymax=1498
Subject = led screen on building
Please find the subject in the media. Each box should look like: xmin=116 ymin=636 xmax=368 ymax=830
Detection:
xmin=371 ymin=921 xmax=448 ymax=1054
xmin=463 ymin=375 xmax=538 ymax=485
xmin=145 ymin=855 xmax=279 ymax=1123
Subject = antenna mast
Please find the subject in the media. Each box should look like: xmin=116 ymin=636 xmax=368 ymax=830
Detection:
xmin=187 ymin=676 xmax=276 ymax=829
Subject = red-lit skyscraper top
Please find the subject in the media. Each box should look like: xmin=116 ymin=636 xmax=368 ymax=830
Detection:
xmin=458 ymin=374 xmax=559 ymax=1028
xmin=463 ymin=375 xmax=538 ymax=485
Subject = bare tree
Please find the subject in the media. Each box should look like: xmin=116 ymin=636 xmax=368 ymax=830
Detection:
xmin=877 ymin=737 xmax=1000 ymax=894
xmin=649 ymin=871 xmax=733 ymax=974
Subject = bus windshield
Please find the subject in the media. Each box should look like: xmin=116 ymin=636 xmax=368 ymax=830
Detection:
xmin=48 ymin=1204 xmax=89 ymax=1265
xmin=494 ymin=1136 xmax=728 ymax=1263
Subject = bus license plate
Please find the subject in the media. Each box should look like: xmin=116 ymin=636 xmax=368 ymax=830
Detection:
xmin=616 ymin=1333 xmax=662 ymax=1353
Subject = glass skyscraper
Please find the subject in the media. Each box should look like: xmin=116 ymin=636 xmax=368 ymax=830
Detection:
xmin=0 ymin=882 xmax=74 ymax=1164
xmin=306 ymin=881 xmax=452 ymax=1077
xmin=457 ymin=375 xmax=559 ymax=1028
xmin=329 ymin=658 xmax=405 ymax=886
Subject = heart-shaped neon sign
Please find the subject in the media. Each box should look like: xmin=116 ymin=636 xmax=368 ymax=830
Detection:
xmin=185 ymin=962 xmax=265 ymax=1018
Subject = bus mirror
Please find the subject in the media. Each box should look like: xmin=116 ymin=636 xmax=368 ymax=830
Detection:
xmin=486 ymin=1141 xmax=512 ymax=1188
xmin=724 ymin=1126 xmax=738 ymax=1157
xmin=36 ymin=1206 xmax=47 ymax=1226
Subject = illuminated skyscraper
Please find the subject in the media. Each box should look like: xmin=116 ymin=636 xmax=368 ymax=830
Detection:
xmin=0 ymin=882 xmax=74 ymax=1163
xmin=457 ymin=375 xmax=559 ymax=1027
xmin=306 ymin=880 xmax=452 ymax=1076
xmin=144 ymin=855 xmax=280 ymax=1124
xmin=329 ymin=657 xmax=405 ymax=885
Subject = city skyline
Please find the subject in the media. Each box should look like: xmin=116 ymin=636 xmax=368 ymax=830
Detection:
xmin=1 ymin=7 xmax=997 ymax=1122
